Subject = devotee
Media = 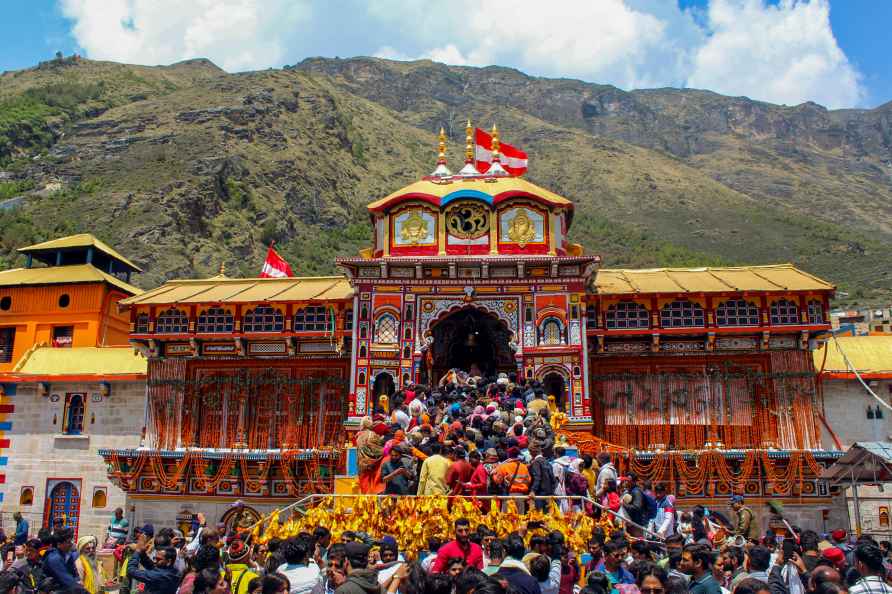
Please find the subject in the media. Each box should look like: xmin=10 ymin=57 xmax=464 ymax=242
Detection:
xmin=730 ymin=497 xmax=758 ymax=542
xmin=680 ymin=544 xmax=722 ymax=594
xmin=75 ymin=535 xmax=105 ymax=594
xmin=418 ymin=442 xmax=451 ymax=495
xmin=13 ymin=513 xmax=28 ymax=547
xmin=432 ymin=519 xmax=484 ymax=573
xmin=849 ymin=543 xmax=892 ymax=594
xmin=42 ymin=528 xmax=78 ymax=590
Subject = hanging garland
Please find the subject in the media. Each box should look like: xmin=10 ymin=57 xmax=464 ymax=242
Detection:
xmin=149 ymin=373 xmax=347 ymax=390
xmin=151 ymin=452 xmax=193 ymax=490
xmin=590 ymin=370 xmax=815 ymax=382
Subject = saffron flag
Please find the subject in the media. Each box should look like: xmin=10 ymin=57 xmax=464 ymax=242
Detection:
xmin=259 ymin=245 xmax=294 ymax=278
xmin=474 ymin=127 xmax=528 ymax=176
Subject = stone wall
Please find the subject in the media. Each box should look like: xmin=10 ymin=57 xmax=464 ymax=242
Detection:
xmin=821 ymin=379 xmax=892 ymax=448
xmin=0 ymin=380 xmax=144 ymax=539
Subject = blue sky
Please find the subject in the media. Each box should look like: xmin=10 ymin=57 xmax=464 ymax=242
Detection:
xmin=1 ymin=0 xmax=888 ymax=109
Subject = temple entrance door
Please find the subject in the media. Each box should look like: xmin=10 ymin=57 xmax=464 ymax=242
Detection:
xmin=430 ymin=307 xmax=513 ymax=381
xmin=372 ymin=372 xmax=395 ymax=399
xmin=543 ymin=372 xmax=567 ymax=410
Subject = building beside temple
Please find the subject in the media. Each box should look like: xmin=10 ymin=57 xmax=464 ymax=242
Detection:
xmin=104 ymin=126 xmax=841 ymax=530
xmin=0 ymin=235 xmax=146 ymax=537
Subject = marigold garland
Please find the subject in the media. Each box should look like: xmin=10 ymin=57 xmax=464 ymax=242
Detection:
xmin=253 ymin=496 xmax=614 ymax=557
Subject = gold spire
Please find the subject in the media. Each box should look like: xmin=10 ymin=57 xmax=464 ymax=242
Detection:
xmin=465 ymin=119 xmax=473 ymax=163
xmin=437 ymin=127 xmax=447 ymax=165
xmin=491 ymin=124 xmax=501 ymax=161
xmin=219 ymin=261 xmax=226 ymax=277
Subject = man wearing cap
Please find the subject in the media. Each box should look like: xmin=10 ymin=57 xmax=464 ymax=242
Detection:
xmin=226 ymin=540 xmax=259 ymax=594
xmin=335 ymin=542 xmax=381 ymax=594
xmin=730 ymin=495 xmax=759 ymax=542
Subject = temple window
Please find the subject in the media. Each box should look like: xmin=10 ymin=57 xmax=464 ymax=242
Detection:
xmin=52 ymin=326 xmax=73 ymax=348
xmin=91 ymin=487 xmax=107 ymax=508
xmin=605 ymin=302 xmax=649 ymax=330
xmin=344 ymin=309 xmax=353 ymax=331
xmin=134 ymin=313 xmax=150 ymax=333
xmin=373 ymin=313 xmax=398 ymax=344
xmin=660 ymin=300 xmax=705 ymax=328
xmin=539 ymin=318 xmax=564 ymax=346
xmin=155 ymin=308 xmax=189 ymax=334
xmin=243 ymin=306 xmax=284 ymax=332
xmin=293 ymin=306 xmax=332 ymax=332
xmin=0 ymin=327 xmax=15 ymax=363
xmin=63 ymin=393 xmax=86 ymax=435
xmin=770 ymin=299 xmax=800 ymax=325
xmin=807 ymin=300 xmax=824 ymax=324
xmin=19 ymin=487 xmax=33 ymax=506
xmin=585 ymin=305 xmax=598 ymax=328
xmin=716 ymin=299 xmax=759 ymax=326
xmin=196 ymin=307 xmax=234 ymax=333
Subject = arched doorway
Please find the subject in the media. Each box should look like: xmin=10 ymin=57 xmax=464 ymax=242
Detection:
xmin=372 ymin=372 xmax=395 ymax=400
xmin=542 ymin=372 xmax=568 ymax=410
xmin=45 ymin=481 xmax=81 ymax=535
xmin=429 ymin=307 xmax=513 ymax=380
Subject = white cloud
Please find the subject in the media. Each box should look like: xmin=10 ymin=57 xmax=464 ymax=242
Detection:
xmin=686 ymin=0 xmax=864 ymax=108
xmin=58 ymin=0 xmax=866 ymax=108
xmin=59 ymin=0 xmax=311 ymax=72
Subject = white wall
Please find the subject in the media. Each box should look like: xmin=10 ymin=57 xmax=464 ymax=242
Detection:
xmin=0 ymin=380 xmax=144 ymax=539
xmin=822 ymin=379 xmax=892 ymax=448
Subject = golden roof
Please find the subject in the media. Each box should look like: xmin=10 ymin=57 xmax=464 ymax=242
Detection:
xmin=12 ymin=346 xmax=146 ymax=376
xmin=594 ymin=264 xmax=835 ymax=295
xmin=120 ymin=275 xmax=353 ymax=306
xmin=19 ymin=233 xmax=142 ymax=272
xmin=0 ymin=264 xmax=142 ymax=295
xmin=814 ymin=335 xmax=892 ymax=376
xmin=367 ymin=176 xmax=573 ymax=212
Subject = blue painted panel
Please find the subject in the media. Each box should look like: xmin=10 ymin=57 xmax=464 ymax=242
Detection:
xmin=346 ymin=447 xmax=358 ymax=476
xmin=0 ymin=422 xmax=11 ymax=431
xmin=441 ymin=189 xmax=493 ymax=206
xmin=0 ymin=384 xmax=15 ymax=396
xmin=0 ymin=457 xmax=7 ymax=466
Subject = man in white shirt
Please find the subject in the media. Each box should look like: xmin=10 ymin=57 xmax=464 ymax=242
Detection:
xmin=277 ymin=538 xmax=322 ymax=594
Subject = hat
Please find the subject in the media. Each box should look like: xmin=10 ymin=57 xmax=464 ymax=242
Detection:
xmin=345 ymin=541 xmax=371 ymax=566
xmin=379 ymin=535 xmax=398 ymax=549
xmin=831 ymin=529 xmax=847 ymax=541
xmin=485 ymin=448 xmax=499 ymax=459
xmin=228 ymin=539 xmax=250 ymax=562
xmin=729 ymin=495 xmax=744 ymax=504
xmin=822 ymin=547 xmax=846 ymax=570
xmin=507 ymin=446 xmax=521 ymax=459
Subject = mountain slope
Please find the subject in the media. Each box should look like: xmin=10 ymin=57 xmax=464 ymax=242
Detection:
xmin=0 ymin=55 xmax=889 ymax=306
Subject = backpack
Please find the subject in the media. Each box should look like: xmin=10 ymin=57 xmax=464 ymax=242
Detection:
xmin=642 ymin=491 xmax=658 ymax=522
xmin=565 ymin=470 xmax=589 ymax=497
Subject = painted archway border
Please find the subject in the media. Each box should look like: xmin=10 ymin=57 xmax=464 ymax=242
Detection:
xmin=418 ymin=298 xmax=521 ymax=348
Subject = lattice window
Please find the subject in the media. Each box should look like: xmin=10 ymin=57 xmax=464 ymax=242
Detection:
xmin=344 ymin=309 xmax=353 ymax=332
xmin=807 ymin=300 xmax=824 ymax=325
xmin=155 ymin=308 xmax=189 ymax=334
xmin=770 ymin=299 xmax=799 ymax=325
xmin=197 ymin=307 xmax=234 ymax=333
xmin=605 ymin=302 xmax=649 ymax=330
xmin=585 ymin=305 xmax=598 ymax=328
xmin=134 ymin=313 xmax=150 ymax=333
xmin=64 ymin=393 xmax=85 ymax=435
xmin=294 ymin=306 xmax=332 ymax=332
xmin=243 ymin=306 xmax=283 ymax=332
xmin=539 ymin=318 xmax=563 ymax=346
xmin=716 ymin=299 xmax=759 ymax=326
xmin=660 ymin=300 xmax=705 ymax=328
xmin=374 ymin=313 xmax=398 ymax=344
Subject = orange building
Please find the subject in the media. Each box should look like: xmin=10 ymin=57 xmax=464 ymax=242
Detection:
xmin=0 ymin=234 xmax=143 ymax=524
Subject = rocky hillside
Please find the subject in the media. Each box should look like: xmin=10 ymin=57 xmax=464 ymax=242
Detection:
xmin=0 ymin=55 xmax=890 ymax=306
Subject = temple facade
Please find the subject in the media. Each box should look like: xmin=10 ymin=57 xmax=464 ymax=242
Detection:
xmin=104 ymin=129 xmax=841 ymax=530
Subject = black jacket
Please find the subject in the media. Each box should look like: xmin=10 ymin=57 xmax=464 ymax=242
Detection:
xmin=497 ymin=565 xmax=542 ymax=594
xmin=127 ymin=551 xmax=181 ymax=594
xmin=529 ymin=456 xmax=556 ymax=496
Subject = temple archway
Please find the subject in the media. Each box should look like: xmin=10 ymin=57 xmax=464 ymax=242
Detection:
xmin=542 ymin=371 xmax=568 ymax=410
xmin=372 ymin=371 xmax=395 ymax=400
xmin=429 ymin=307 xmax=514 ymax=381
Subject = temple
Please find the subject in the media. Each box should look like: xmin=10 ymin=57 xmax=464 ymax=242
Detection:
xmin=102 ymin=125 xmax=839 ymax=528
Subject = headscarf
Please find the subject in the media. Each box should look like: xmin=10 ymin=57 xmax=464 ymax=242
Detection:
xmin=77 ymin=536 xmax=100 ymax=594
xmin=358 ymin=434 xmax=384 ymax=473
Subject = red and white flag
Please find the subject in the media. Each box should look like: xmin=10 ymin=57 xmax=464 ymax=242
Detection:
xmin=259 ymin=245 xmax=294 ymax=278
xmin=474 ymin=127 xmax=528 ymax=176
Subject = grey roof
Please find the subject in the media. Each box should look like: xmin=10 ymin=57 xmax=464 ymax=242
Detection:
xmin=821 ymin=442 xmax=892 ymax=483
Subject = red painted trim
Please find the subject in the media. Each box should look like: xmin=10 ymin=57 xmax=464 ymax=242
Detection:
xmin=588 ymin=324 xmax=828 ymax=336
xmin=497 ymin=243 xmax=549 ymax=254
xmin=0 ymin=475 xmax=5 ymax=485
xmin=822 ymin=372 xmax=892 ymax=380
xmin=0 ymin=439 xmax=9 ymax=448
xmin=368 ymin=193 xmax=440 ymax=213
xmin=445 ymin=243 xmax=489 ymax=255
xmin=493 ymin=190 xmax=574 ymax=210
xmin=0 ymin=404 xmax=13 ymax=413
